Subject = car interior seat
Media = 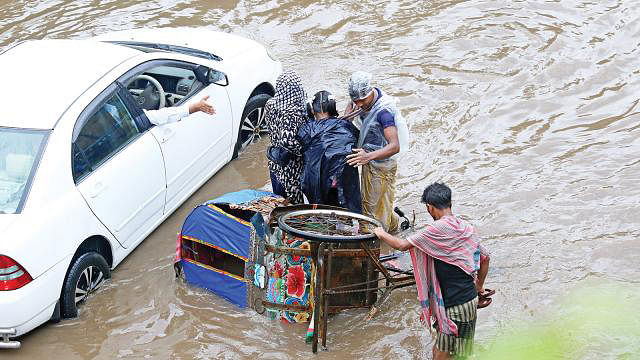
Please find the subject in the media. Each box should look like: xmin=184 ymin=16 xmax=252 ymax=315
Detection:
xmin=6 ymin=153 xmax=34 ymax=182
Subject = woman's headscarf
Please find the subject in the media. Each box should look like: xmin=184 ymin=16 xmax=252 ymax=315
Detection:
xmin=265 ymin=70 xmax=308 ymax=204
xmin=270 ymin=71 xmax=307 ymax=118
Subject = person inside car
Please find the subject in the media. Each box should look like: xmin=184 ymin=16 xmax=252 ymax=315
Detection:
xmin=144 ymin=95 xmax=215 ymax=126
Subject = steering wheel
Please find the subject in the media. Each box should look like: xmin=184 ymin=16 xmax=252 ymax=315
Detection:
xmin=128 ymin=74 xmax=166 ymax=110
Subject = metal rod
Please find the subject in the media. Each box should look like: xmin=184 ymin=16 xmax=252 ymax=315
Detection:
xmin=360 ymin=241 xmax=395 ymax=281
xmin=384 ymin=266 xmax=414 ymax=276
xmin=261 ymin=301 xmax=308 ymax=312
xmin=367 ymin=284 xmax=395 ymax=321
xmin=311 ymin=241 xmax=320 ymax=354
xmin=265 ymin=245 xmax=375 ymax=258
xmin=317 ymin=242 xmax=327 ymax=352
xmin=379 ymin=253 xmax=402 ymax=262
xmin=325 ymin=280 xmax=416 ymax=295
xmin=365 ymin=247 xmax=374 ymax=306
xmin=321 ymin=249 xmax=373 ymax=257
xmin=327 ymin=278 xmax=383 ymax=291
xmin=261 ymin=301 xmax=364 ymax=312
xmin=323 ymin=244 xmax=333 ymax=349
xmin=265 ymin=244 xmax=311 ymax=256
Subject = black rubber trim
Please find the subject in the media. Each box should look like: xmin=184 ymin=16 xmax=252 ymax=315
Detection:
xmin=106 ymin=41 xmax=222 ymax=61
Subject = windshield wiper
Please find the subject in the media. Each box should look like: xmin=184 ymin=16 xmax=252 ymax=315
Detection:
xmin=107 ymin=41 xmax=223 ymax=61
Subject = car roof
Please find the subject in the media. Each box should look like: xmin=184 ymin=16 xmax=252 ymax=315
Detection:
xmin=0 ymin=39 xmax=141 ymax=130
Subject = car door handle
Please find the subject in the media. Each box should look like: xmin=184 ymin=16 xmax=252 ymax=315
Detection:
xmin=161 ymin=128 xmax=175 ymax=143
xmin=88 ymin=182 xmax=107 ymax=198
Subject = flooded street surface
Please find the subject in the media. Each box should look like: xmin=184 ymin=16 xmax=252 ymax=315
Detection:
xmin=1 ymin=0 xmax=639 ymax=359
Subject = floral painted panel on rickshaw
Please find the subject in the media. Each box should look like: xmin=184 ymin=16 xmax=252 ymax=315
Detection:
xmin=265 ymin=227 xmax=313 ymax=323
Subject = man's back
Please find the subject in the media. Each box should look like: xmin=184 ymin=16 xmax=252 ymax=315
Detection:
xmin=434 ymin=258 xmax=476 ymax=308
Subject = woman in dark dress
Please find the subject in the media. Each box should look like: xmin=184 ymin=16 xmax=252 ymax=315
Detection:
xmin=264 ymin=71 xmax=307 ymax=204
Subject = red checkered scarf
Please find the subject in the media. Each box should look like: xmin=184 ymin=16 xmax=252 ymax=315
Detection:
xmin=406 ymin=215 xmax=489 ymax=336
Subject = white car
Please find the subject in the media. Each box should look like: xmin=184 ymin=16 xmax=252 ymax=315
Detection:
xmin=0 ymin=28 xmax=281 ymax=348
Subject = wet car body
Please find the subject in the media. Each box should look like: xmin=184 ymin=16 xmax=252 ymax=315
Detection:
xmin=0 ymin=28 xmax=280 ymax=346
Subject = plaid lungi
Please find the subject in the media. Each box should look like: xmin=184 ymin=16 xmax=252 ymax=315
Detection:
xmin=433 ymin=297 xmax=478 ymax=358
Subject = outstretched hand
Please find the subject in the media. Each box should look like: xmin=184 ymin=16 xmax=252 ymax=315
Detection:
xmin=373 ymin=227 xmax=386 ymax=238
xmin=346 ymin=148 xmax=371 ymax=166
xmin=344 ymin=101 xmax=356 ymax=115
xmin=189 ymin=95 xmax=216 ymax=115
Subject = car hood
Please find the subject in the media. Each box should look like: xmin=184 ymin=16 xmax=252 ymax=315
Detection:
xmin=92 ymin=28 xmax=264 ymax=62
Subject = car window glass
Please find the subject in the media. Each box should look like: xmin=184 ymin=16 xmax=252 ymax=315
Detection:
xmin=0 ymin=128 xmax=48 ymax=213
xmin=73 ymin=94 xmax=140 ymax=181
xmin=126 ymin=64 xmax=203 ymax=109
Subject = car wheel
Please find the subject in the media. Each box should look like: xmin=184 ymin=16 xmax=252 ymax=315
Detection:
xmin=61 ymin=252 xmax=110 ymax=318
xmin=233 ymin=93 xmax=272 ymax=158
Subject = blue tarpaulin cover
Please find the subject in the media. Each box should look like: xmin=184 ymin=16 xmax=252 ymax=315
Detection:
xmin=182 ymin=260 xmax=248 ymax=307
xmin=179 ymin=190 xmax=276 ymax=308
xmin=182 ymin=204 xmax=251 ymax=260
xmin=206 ymin=189 xmax=275 ymax=206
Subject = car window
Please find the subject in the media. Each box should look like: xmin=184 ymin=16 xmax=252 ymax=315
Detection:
xmin=73 ymin=93 xmax=140 ymax=181
xmin=0 ymin=128 xmax=48 ymax=214
xmin=122 ymin=61 xmax=206 ymax=111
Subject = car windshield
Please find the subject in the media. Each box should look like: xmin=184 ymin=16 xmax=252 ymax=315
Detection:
xmin=0 ymin=128 xmax=48 ymax=214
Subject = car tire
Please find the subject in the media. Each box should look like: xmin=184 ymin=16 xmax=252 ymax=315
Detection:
xmin=232 ymin=93 xmax=272 ymax=158
xmin=60 ymin=252 xmax=110 ymax=318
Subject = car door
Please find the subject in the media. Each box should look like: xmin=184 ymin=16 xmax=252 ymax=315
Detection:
xmin=73 ymin=83 xmax=166 ymax=248
xmin=121 ymin=59 xmax=233 ymax=213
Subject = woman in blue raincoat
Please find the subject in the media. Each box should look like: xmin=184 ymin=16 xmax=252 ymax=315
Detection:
xmin=297 ymin=90 xmax=362 ymax=213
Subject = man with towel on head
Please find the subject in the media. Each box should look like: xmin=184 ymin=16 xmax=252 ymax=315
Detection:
xmin=344 ymin=71 xmax=409 ymax=232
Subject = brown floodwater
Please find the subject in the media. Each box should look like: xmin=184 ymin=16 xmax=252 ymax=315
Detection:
xmin=1 ymin=0 xmax=639 ymax=359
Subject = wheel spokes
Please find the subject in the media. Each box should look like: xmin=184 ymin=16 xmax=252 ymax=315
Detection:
xmin=284 ymin=214 xmax=365 ymax=236
xmin=255 ymin=107 xmax=265 ymax=128
xmin=87 ymin=266 xmax=93 ymax=283
xmin=240 ymin=108 xmax=262 ymax=148
xmin=75 ymin=287 xmax=88 ymax=303
xmin=241 ymin=136 xmax=254 ymax=150
xmin=74 ymin=265 xmax=105 ymax=305
xmin=91 ymin=271 xmax=104 ymax=291
xmin=256 ymin=107 xmax=270 ymax=134
xmin=241 ymin=117 xmax=255 ymax=132
xmin=238 ymin=105 xmax=269 ymax=153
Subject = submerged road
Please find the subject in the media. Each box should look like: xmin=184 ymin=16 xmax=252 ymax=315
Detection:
xmin=1 ymin=0 xmax=639 ymax=358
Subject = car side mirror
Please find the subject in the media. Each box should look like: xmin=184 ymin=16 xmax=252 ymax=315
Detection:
xmin=208 ymin=69 xmax=229 ymax=86
xmin=194 ymin=65 xmax=210 ymax=85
